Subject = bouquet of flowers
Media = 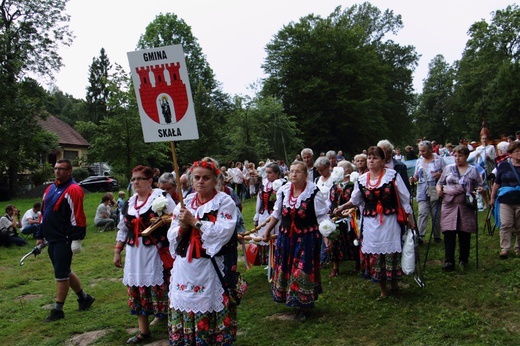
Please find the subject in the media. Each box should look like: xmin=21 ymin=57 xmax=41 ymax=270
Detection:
xmin=331 ymin=167 xmax=345 ymax=184
xmin=151 ymin=195 xmax=168 ymax=216
xmin=319 ymin=219 xmax=339 ymax=241
xmin=269 ymin=179 xmax=283 ymax=202
xmin=272 ymin=179 xmax=283 ymax=192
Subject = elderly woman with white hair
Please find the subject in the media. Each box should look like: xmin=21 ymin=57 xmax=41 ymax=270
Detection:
xmin=314 ymin=157 xmax=334 ymax=204
xmin=326 ymin=150 xmax=337 ymax=168
xmin=158 ymin=172 xmax=180 ymax=205
xmin=410 ymin=141 xmax=446 ymax=244
xmin=378 ymin=139 xmax=411 ymax=192
xmin=328 ymin=160 xmax=361 ymax=276
xmin=491 ymin=141 xmax=520 ymax=259
xmin=354 ymin=153 xmax=368 ymax=175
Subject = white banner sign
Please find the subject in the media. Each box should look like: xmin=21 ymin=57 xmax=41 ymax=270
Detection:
xmin=127 ymin=45 xmax=198 ymax=142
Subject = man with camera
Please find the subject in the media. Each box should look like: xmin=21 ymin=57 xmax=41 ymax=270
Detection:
xmin=0 ymin=205 xmax=28 ymax=246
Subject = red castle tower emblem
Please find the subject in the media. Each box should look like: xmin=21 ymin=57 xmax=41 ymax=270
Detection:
xmin=135 ymin=62 xmax=189 ymax=124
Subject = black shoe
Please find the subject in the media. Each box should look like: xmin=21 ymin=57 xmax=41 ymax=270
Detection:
xmin=459 ymin=261 xmax=468 ymax=269
xmin=434 ymin=238 xmax=442 ymax=243
xmin=44 ymin=309 xmax=64 ymax=322
xmin=78 ymin=294 xmax=95 ymax=311
xmin=418 ymin=237 xmax=424 ymax=246
xmin=442 ymin=262 xmax=454 ymax=271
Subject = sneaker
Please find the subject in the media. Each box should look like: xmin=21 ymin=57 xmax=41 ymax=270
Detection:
xmin=44 ymin=309 xmax=64 ymax=322
xmin=459 ymin=261 xmax=468 ymax=269
xmin=78 ymin=294 xmax=95 ymax=311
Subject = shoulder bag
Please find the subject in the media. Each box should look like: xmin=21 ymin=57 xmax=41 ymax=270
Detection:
xmin=392 ymin=178 xmax=408 ymax=226
xmin=211 ymin=257 xmax=248 ymax=306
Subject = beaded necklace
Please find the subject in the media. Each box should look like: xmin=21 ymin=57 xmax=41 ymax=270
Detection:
xmin=133 ymin=192 xmax=151 ymax=218
xmin=191 ymin=189 xmax=217 ymax=210
xmin=288 ymin=182 xmax=306 ymax=208
xmin=366 ymin=170 xmax=384 ymax=190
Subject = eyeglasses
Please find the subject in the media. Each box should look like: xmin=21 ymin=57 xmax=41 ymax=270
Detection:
xmin=54 ymin=167 xmax=70 ymax=171
xmin=131 ymin=177 xmax=149 ymax=182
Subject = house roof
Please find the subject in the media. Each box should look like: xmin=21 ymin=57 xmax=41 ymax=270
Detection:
xmin=38 ymin=115 xmax=89 ymax=147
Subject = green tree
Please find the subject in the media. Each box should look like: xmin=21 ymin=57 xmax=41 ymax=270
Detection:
xmin=45 ymin=88 xmax=88 ymax=125
xmin=225 ymin=95 xmax=302 ymax=163
xmin=86 ymin=47 xmax=111 ymax=124
xmin=0 ymin=0 xmax=72 ymax=197
xmin=262 ymin=3 xmax=418 ymax=156
xmin=414 ymin=55 xmax=456 ymax=144
xmin=452 ymin=4 xmax=520 ymax=138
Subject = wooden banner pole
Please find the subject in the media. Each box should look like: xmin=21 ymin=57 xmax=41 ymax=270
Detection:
xmin=170 ymin=141 xmax=185 ymax=208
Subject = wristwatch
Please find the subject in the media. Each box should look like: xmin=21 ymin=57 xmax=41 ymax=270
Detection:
xmin=194 ymin=221 xmax=203 ymax=230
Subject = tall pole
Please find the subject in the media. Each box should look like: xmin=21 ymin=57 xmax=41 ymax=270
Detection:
xmin=170 ymin=141 xmax=184 ymax=208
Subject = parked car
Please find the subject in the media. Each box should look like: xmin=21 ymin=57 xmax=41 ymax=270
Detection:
xmin=78 ymin=176 xmax=119 ymax=192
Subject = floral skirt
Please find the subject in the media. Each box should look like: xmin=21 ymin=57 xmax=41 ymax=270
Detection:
xmin=272 ymin=229 xmax=322 ymax=308
xmin=127 ymin=284 xmax=168 ymax=317
xmin=168 ymin=298 xmax=237 ymax=346
xmin=361 ymin=252 xmax=402 ymax=283
xmin=328 ymin=223 xmax=360 ymax=263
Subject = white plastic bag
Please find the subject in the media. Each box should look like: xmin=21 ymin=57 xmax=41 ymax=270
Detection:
xmin=401 ymin=228 xmax=415 ymax=275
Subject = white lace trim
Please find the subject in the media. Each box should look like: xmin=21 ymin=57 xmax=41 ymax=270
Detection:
xmin=279 ymin=182 xmax=318 ymax=209
xmin=169 ymin=256 xmax=225 ymax=313
xmin=357 ymin=168 xmax=397 ymax=188
xmin=184 ymin=191 xmax=228 ymax=219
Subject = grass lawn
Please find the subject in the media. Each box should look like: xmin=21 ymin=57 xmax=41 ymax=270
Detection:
xmin=0 ymin=192 xmax=519 ymax=345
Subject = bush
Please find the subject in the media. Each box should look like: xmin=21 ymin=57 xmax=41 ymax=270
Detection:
xmin=30 ymin=163 xmax=54 ymax=186
xmin=72 ymin=168 xmax=89 ymax=182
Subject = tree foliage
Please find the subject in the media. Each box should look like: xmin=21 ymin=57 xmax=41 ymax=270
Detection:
xmin=414 ymin=55 xmax=456 ymax=144
xmin=451 ymin=4 xmax=520 ymax=138
xmin=262 ymin=3 xmax=418 ymax=157
xmin=0 ymin=0 xmax=72 ymax=197
xmin=86 ymin=47 xmax=111 ymax=124
xmin=225 ymin=95 xmax=302 ymax=163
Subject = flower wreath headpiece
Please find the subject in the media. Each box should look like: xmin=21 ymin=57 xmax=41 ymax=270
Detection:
xmin=190 ymin=160 xmax=221 ymax=176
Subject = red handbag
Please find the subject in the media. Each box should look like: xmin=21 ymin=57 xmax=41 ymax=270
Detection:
xmin=393 ymin=179 xmax=408 ymax=226
xmin=245 ymin=243 xmax=261 ymax=266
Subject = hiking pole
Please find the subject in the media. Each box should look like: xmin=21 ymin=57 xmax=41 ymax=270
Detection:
xmin=408 ymin=194 xmax=425 ymax=287
xmin=484 ymin=205 xmax=495 ymax=236
xmin=475 ymin=204 xmax=479 ymax=269
xmin=423 ymin=199 xmax=441 ymax=270
xmin=20 ymin=241 xmax=48 ymax=266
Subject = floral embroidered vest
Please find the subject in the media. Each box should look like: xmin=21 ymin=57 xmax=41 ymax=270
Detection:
xmin=121 ymin=201 xmax=167 ymax=247
xmin=279 ymin=188 xmax=319 ymax=234
xmin=358 ymin=180 xmax=399 ymax=218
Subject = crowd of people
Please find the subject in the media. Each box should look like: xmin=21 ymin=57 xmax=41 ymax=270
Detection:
xmin=2 ymin=129 xmax=519 ymax=344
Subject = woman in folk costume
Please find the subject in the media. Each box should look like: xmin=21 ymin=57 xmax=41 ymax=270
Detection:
xmin=167 ymin=157 xmax=238 ymax=345
xmin=113 ymin=165 xmax=175 ymax=344
xmin=253 ymin=162 xmax=284 ymax=263
xmin=335 ymin=146 xmax=414 ymax=300
xmin=327 ymin=161 xmax=361 ymax=277
xmin=262 ymin=161 xmax=331 ymax=321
